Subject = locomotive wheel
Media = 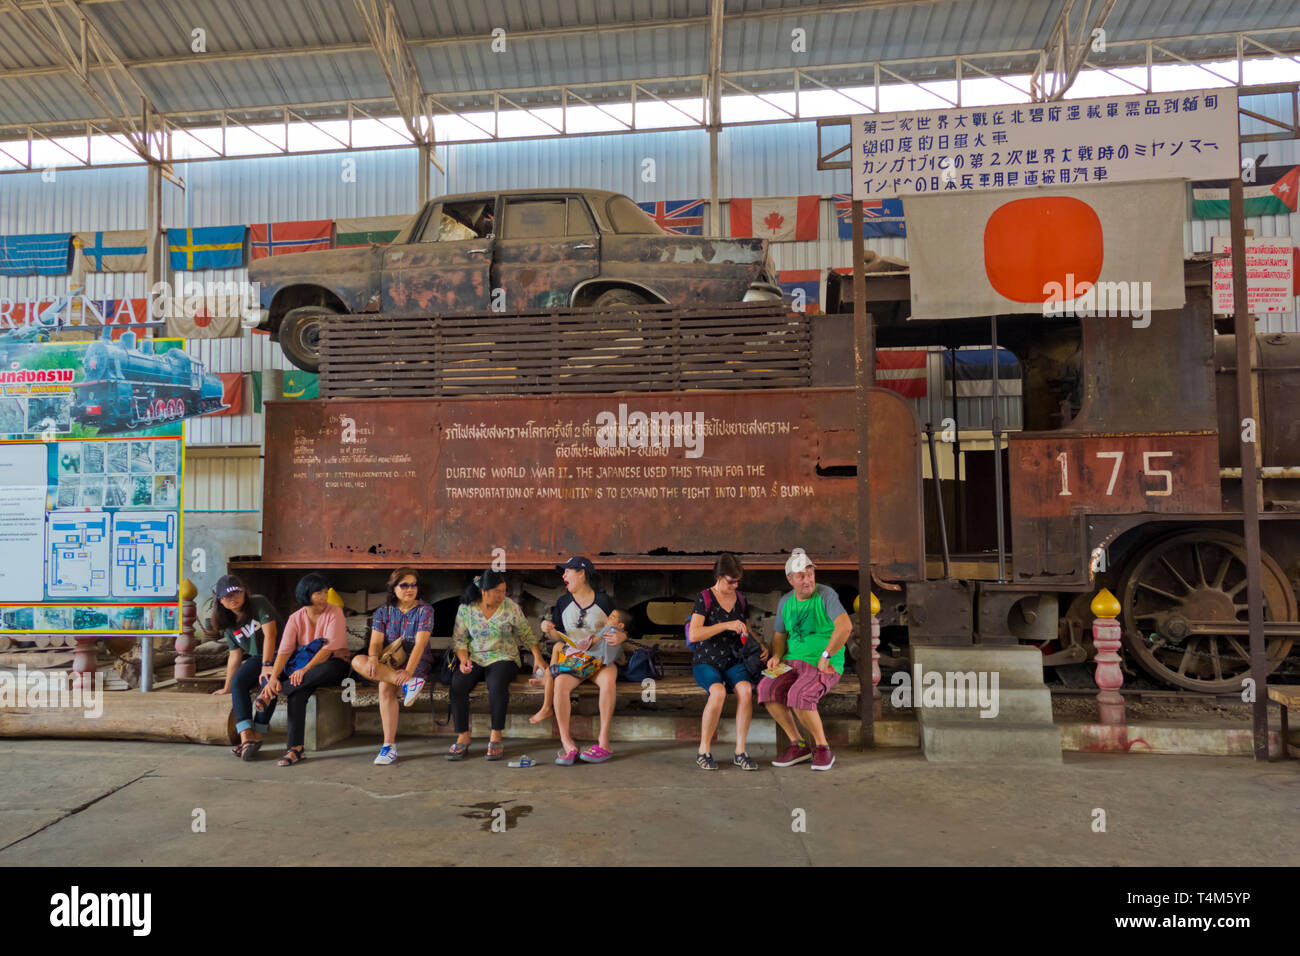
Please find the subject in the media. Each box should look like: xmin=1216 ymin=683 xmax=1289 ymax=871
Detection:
xmin=279 ymin=305 xmax=338 ymax=373
xmin=1118 ymin=530 xmax=1296 ymax=693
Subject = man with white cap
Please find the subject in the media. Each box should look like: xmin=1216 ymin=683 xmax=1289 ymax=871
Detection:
xmin=758 ymin=548 xmax=852 ymax=771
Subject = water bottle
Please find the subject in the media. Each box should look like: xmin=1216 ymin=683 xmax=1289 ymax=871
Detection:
xmin=507 ymin=754 xmax=537 ymax=768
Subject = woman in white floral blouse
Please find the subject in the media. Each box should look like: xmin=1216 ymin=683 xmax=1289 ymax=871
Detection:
xmin=447 ymin=569 xmax=546 ymax=761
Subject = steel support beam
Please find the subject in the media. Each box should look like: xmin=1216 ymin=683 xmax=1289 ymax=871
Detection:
xmin=707 ymin=0 xmax=723 ymax=237
xmin=1 ymin=0 xmax=176 ymax=179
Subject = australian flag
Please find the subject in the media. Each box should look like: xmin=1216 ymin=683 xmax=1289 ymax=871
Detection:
xmin=833 ymin=195 xmax=906 ymax=240
xmin=636 ymin=199 xmax=706 ymax=236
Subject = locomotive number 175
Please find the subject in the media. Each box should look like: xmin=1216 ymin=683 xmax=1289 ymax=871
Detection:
xmin=1057 ymin=449 xmax=1174 ymax=497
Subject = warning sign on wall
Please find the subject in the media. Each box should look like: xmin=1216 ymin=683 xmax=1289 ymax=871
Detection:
xmin=1212 ymin=236 xmax=1297 ymax=314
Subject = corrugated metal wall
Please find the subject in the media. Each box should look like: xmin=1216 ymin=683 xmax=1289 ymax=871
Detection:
xmin=2 ymin=103 xmax=1297 ymax=512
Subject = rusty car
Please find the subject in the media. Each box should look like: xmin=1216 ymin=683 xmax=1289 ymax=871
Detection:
xmin=248 ymin=188 xmax=783 ymax=371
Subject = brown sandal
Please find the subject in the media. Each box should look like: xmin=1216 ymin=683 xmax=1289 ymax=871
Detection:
xmin=277 ymin=748 xmax=304 ymax=767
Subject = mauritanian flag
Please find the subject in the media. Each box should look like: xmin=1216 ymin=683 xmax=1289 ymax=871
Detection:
xmin=1192 ymin=165 xmax=1298 ymax=219
xmin=250 ymin=220 xmax=334 ymax=259
xmin=728 ymin=195 xmax=819 ymax=241
xmin=336 ymin=214 xmax=411 ymax=248
xmin=904 ymin=180 xmax=1187 ymax=321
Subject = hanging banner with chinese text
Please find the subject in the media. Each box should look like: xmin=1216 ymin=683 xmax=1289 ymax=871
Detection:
xmin=851 ymin=88 xmax=1239 ymax=200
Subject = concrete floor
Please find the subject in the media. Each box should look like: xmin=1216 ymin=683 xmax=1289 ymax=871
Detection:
xmin=0 ymin=736 xmax=1296 ymax=866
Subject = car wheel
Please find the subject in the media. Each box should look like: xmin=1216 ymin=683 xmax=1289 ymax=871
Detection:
xmin=592 ymin=288 xmax=654 ymax=308
xmin=278 ymin=306 xmax=336 ymax=373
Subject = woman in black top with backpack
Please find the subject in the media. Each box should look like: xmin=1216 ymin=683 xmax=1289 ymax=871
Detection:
xmin=687 ymin=553 xmax=768 ymax=771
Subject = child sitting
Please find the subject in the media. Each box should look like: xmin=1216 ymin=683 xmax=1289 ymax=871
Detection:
xmin=529 ymin=608 xmax=629 ymax=724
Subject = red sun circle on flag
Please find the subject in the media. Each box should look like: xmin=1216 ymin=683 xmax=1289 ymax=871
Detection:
xmin=983 ymin=196 xmax=1103 ymax=303
xmin=193 ymin=309 xmax=212 ymax=328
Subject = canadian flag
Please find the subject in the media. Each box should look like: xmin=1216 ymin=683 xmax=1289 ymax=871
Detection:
xmin=729 ymin=195 xmax=819 ymax=241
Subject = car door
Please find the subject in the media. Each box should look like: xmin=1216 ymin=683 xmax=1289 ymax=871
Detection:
xmin=494 ymin=195 xmax=600 ymax=311
xmin=381 ymin=198 xmax=495 ymax=314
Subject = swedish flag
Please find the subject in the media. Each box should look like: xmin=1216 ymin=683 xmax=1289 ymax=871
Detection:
xmin=167 ymin=225 xmax=246 ymax=270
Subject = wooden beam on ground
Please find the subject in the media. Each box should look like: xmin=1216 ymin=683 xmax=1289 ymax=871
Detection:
xmin=0 ymin=690 xmax=235 ymax=744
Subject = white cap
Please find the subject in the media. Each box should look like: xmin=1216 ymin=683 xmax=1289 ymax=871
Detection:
xmin=784 ymin=548 xmax=815 ymax=575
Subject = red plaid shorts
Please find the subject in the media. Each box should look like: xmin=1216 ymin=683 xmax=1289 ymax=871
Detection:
xmin=757 ymin=658 xmax=841 ymax=710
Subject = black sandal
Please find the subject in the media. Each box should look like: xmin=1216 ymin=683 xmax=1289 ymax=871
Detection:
xmin=277 ymin=748 xmax=304 ymax=767
xmin=240 ymin=740 xmax=263 ymax=762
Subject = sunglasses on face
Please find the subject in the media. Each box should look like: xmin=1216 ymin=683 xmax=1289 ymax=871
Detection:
xmin=722 ymin=577 xmax=741 ymax=586
xmin=396 ymin=582 xmax=418 ymax=589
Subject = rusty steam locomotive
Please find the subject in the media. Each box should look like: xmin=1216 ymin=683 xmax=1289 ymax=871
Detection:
xmin=234 ymin=261 xmax=1298 ymax=694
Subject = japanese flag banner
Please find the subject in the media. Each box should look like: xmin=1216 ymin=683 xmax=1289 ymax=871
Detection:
xmin=904 ymin=179 xmax=1186 ymax=320
xmin=729 ymin=196 xmax=819 ymax=241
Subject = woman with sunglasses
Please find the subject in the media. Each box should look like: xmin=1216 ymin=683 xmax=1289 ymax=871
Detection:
xmin=687 ymin=553 xmax=767 ymax=771
xmin=350 ymin=567 xmax=435 ymax=765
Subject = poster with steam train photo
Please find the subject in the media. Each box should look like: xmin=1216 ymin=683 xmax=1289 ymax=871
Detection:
xmin=0 ymin=332 xmax=227 ymax=439
xmin=0 ymin=335 xmax=190 ymax=634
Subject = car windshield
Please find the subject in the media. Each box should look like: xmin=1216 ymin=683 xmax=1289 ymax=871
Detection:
xmin=607 ymin=196 xmax=666 ymax=235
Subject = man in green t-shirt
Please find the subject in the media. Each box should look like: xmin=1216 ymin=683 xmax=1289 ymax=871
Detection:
xmin=758 ymin=548 xmax=852 ymax=771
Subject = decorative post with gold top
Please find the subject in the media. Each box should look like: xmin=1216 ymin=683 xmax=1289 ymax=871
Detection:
xmin=1091 ymin=588 xmax=1125 ymax=725
xmin=175 ymin=578 xmax=198 ymax=680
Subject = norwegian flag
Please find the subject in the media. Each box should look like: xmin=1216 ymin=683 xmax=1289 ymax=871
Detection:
xmin=636 ymin=200 xmax=706 ymax=235
xmin=833 ymin=194 xmax=906 ymax=240
xmin=876 ymin=348 xmax=928 ymax=398
xmin=249 ymin=220 xmax=335 ymax=259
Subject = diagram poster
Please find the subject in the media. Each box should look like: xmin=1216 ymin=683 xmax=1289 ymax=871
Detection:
xmin=0 ymin=336 xmax=188 ymax=634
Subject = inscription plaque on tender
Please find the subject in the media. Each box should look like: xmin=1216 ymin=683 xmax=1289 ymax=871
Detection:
xmin=266 ymin=388 xmax=924 ymax=578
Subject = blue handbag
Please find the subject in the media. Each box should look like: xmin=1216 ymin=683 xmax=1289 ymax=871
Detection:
xmin=285 ymin=637 xmax=326 ymax=675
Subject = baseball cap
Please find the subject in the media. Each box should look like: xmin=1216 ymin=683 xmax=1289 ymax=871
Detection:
xmin=556 ymin=556 xmax=595 ymax=573
xmin=213 ymin=574 xmax=245 ymax=598
xmin=784 ymin=549 xmax=815 ymax=575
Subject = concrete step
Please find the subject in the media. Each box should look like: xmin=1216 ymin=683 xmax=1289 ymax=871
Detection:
xmin=915 ymin=687 xmax=1053 ymax=724
xmin=920 ymin=722 xmax=1063 ymax=763
xmin=911 ymin=644 xmax=1054 ymax=687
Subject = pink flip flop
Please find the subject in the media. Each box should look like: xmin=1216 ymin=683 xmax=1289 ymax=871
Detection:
xmin=555 ymin=748 xmax=579 ymax=766
xmin=579 ymin=744 xmax=613 ymax=763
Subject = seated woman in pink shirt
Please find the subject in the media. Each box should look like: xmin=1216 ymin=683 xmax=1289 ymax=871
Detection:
xmin=258 ymin=572 xmax=351 ymax=767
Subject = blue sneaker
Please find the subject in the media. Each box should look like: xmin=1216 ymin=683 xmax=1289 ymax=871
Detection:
xmin=374 ymin=744 xmax=397 ymax=765
xmin=401 ymin=677 xmax=425 ymax=706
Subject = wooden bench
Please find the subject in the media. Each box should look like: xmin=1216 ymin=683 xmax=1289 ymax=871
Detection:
xmin=1267 ymin=685 xmax=1300 ymax=760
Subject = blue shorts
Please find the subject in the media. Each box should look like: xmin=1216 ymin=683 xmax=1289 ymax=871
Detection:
xmin=693 ymin=662 xmax=753 ymax=693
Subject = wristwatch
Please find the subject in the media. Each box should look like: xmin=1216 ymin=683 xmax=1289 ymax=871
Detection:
xmin=820 ymin=651 xmax=830 ymax=659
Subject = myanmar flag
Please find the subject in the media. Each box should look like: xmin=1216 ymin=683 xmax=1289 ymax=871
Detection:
xmin=1192 ymin=165 xmax=1298 ymax=219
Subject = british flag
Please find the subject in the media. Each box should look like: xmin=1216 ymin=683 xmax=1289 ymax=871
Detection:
xmin=833 ymin=194 xmax=906 ymax=240
xmin=636 ymin=199 xmax=706 ymax=236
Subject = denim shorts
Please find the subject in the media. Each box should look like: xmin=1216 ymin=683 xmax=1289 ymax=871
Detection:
xmin=693 ymin=661 xmax=753 ymax=693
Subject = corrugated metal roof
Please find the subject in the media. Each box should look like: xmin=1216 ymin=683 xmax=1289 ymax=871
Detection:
xmin=0 ymin=0 xmax=1296 ymax=135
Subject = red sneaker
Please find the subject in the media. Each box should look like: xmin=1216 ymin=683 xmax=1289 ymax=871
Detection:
xmin=772 ymin=740 xmax=813 ymax=767
xmin=811 ymin=745 xmax=835 ymax=771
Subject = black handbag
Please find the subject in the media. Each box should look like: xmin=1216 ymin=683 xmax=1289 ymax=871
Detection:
xmin=620 ymin=641 xmax=663 ymax=682
xmin=436 ymin=646 xmax=458 ymax=686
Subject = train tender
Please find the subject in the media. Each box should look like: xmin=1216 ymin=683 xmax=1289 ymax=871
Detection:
xmin=238 ymin=267 xmax=1300 ymax=695
xmin=74 ymin=331 xmax=225 ymax=431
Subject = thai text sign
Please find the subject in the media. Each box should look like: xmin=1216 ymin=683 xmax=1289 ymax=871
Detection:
xmin=263 ymin=389 xmax=925 ymax=579
xmin=851 ymin=88 xmax=1238 ymax=199
xmin=1211 ymin=236 xmax=1297 ymax=314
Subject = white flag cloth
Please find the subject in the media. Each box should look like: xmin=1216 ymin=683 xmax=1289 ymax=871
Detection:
xmin=904 ymin=180 xmax=1186 ymax=320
